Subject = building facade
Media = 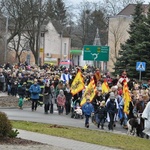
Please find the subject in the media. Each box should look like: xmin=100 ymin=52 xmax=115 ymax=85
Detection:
xmin=42 ymin=21 xmax=71 ymax=65
xmin=6 ymin=20 xmax=71 ymax=66
xmin=107 ymin=4 xmax=149 ymax=72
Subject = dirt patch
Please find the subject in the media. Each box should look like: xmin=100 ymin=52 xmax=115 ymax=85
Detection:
xmin=0 ymin=96 xmax=31 ymax=108
xmin=0 ymin=137 xmax=43 ymax=145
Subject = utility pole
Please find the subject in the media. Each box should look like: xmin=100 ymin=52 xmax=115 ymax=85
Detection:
xmin=93 ymin=28 xmax=101 ymax=69
xmin=4 ymin=16 xmax=8 ymax=63
xmin=37 ymin=0 xmax=42 ymax=66
xmin=60 ymin=31 xmax=63 ymax=61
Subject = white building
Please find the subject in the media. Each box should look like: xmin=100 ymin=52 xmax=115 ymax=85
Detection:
xmin=40 ymin=20 xmax=71 ymax=65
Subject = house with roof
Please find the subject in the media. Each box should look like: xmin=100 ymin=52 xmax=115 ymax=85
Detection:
xmin=107 ymin=4 xmax=149 ymax=73
xmin=40 ymin=20 xmax=71 ymax=65
xmin=5 ymin=20 xmax=71 ymax=65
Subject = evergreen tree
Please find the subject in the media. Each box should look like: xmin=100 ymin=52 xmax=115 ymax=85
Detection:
xmin=113 ymin=3 xmax=150 ymax=80
xmin=53 ymin=0 xmax=68 ymax=26
xmin=90 ymin=9 xmax=107 ymax=45
xmin=46 ymin=0 xmax=55 ymax=19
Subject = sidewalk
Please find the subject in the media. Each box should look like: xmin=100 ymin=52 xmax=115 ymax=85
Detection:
xmin=17 ymin=129 xmax=120 ymax=150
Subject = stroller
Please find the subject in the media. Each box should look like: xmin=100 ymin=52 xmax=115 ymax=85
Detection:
xmin=71 ymin=99 xmax=83 ymax=119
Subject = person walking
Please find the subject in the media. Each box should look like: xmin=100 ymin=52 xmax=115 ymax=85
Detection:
xmin=82 ymin=97 xmax=94 ymax=128
xmin=106 ymin=92 xmax=118 ymax=131
xmin=133 ymin=94 xmax=146 ymax=137
xmin=49 ymin=84 xmax=55 ymax=114
xmin=29 ymin=79 xmax=41 ymax=111
xmin=43 ymin=82 xmax=50 ymax=114
xmin=95 ymin=101 xmax=107 ymax=129
xmin=64 ymin=84 xmax=72 ymax=115
xmin=142 ymin=100 xmax=150 ymax=139
xmin=57 ymin=90 xmax=66 ymax=115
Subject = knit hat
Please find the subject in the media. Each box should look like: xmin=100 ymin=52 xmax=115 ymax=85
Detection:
xmin=100 ymin=101 xmax=105 ymax=107
xmin=109 ymin=92 xmax=115 ymax=99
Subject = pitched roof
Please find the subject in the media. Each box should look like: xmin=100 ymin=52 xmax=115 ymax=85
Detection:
xmin=117 ymin=4 xmax=149 ymax=16
xmin=51 ymin=20 xmax=70 ymax=37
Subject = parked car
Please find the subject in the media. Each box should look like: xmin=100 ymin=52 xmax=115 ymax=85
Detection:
xmin=59 ymin=60 xmax=73 ymax=69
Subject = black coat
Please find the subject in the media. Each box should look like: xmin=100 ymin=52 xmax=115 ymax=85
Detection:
xmin=106 ymin=100 xmax=117 ymax=114
xmin=95 ymin=106 xmax=107 ymax=119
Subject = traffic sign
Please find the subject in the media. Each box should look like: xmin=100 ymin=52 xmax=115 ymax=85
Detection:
xmin=83 ymin=45 xmax=109 ymax=61
xmin=136 ymin=62 xmax=146 ymax=71
xmin=40 ymin=48 xmax=44 ymax=52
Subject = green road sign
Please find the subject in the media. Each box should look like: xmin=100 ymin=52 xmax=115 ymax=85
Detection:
xmin=83 ymin=45 xmax=109 ymax=61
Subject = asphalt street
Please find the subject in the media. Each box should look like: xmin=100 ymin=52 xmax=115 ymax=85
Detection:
xmin=0 ymin=105 xmax=127 ymax=135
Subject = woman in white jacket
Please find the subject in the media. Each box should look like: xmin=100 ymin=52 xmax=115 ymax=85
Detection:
xmin=142 ymin=101 xmax=150 ymax=139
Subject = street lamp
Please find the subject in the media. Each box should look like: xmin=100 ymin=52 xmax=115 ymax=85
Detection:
xmin=60 ymin=25 xmax=70 ymax=61
xmin=4 ymin=16 xmax=8 ymax=63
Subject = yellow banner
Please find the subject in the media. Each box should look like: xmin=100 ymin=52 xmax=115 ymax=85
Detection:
xmin=123 ymin=81 xmax=131 ymax=114
xmin=94 ymin=71 xmax=101 ymax=82
xmin=80 ymin=79 xmax=97 ymax=106
xmin=102 ymin=80 xmax=110 ymax=94
xmin=71 ymin=71 xmax=84 ymax=95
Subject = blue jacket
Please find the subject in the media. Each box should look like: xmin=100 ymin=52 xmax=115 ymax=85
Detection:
xmin=82 ymin=102 xmax=94 ymax=116
xmin=29 ymin=84 xmax=41 ymax=100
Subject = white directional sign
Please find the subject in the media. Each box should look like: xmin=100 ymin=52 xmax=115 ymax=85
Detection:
xmin=136 ymin=62 xmax=146 ymax=71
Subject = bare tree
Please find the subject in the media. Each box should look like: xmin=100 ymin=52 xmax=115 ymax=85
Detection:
xmin=108 ymin=16 xmax=131 ymax=63
xmin=0 ymin=0 xmax=49 ymax=65
xmin=74 ymin=1 xmax=94 ymax=46
xmin=0 ymin=0 xmax=36 ymax=63
xmin=8 ymin=33 xmax=29 ymax=64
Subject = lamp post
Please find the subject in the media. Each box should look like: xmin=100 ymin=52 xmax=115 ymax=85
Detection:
xmin=4 ymin=16 xmax=8 ymax=63
xmin=60 ymin=31 xmax=63 ymax=61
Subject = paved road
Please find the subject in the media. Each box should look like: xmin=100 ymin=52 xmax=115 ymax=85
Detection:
xmin=0 ymin=92 xmax=127 ymax=134
xmin=0 ymin=105 xmax=127 ymax=135
xmin=0 ymin=93 xmax=127 ymax=150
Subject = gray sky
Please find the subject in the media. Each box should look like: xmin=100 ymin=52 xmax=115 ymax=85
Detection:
xmin=67 ymin=0 xmax=149 ymax=5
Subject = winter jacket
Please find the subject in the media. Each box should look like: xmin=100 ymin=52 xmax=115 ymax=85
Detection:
xmin=95 ymin=106 xmax=107 ymax=119
xmin=17 ymin=84 xmax=26 ymax=96
xmin=29 ymin=84 xmax=41 ymax=100
xmin=57 ymin=94 xmax=66 ymax=106
xmin=82 ymin=102 xmax=94 ymax=116
xmin=106 ymin=99 xmax=118 ymax=114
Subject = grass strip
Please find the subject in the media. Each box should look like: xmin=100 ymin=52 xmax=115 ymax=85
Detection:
xmin=12 ymin=120 xmax=150 ymax=150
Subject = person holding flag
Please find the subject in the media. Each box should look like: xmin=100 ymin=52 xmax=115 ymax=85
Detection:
xmin=80 ymin=77 xmax=97 ymax=106
xmin=70 ymin=69 xmax=84 ymax=96
xmin=70 ymin=69 xmax=85 ymax=117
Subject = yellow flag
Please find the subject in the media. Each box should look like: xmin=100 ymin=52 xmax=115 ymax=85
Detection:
xmin=83 ymin=65 xmax=88 ymax=70
xmin=123 ymin=81 xmax=131 ymax=114
xmin=102 ymin=80 xmax=110 ymax=94
xmin=80 ymin=78 xmax=97 ymax=106
xmin=71 ymin=71 xmax=84 ymax=95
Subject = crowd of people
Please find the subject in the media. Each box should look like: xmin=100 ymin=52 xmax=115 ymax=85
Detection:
xmin=0 ymin=62 xmax=150 ymax=139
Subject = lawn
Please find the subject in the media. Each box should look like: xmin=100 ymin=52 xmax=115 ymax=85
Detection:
xmin=12 ymin=121 xmax=150 ymax=150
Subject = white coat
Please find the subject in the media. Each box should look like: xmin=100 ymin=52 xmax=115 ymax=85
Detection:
xmin=142 ymin=101 xmax=150 ymax=136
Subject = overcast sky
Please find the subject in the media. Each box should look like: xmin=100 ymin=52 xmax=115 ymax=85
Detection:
xmin=66 ymin=0 xmax=149 ymax=5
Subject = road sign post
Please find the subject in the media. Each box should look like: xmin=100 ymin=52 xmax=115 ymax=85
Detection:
xmin=83 ymin=45 xmax=109 ymax=61
xmin=136 ymin=62 xmax=146 ymax=81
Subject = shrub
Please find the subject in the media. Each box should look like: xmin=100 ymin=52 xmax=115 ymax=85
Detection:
xmin=8 ymin=129 xmax=19 ymax=138
xmin=0 ymin=112 xmax=12 ymax=137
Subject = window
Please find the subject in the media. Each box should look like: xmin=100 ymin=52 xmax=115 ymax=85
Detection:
xmin=41 ymin=32 xmax=44 ymax=37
